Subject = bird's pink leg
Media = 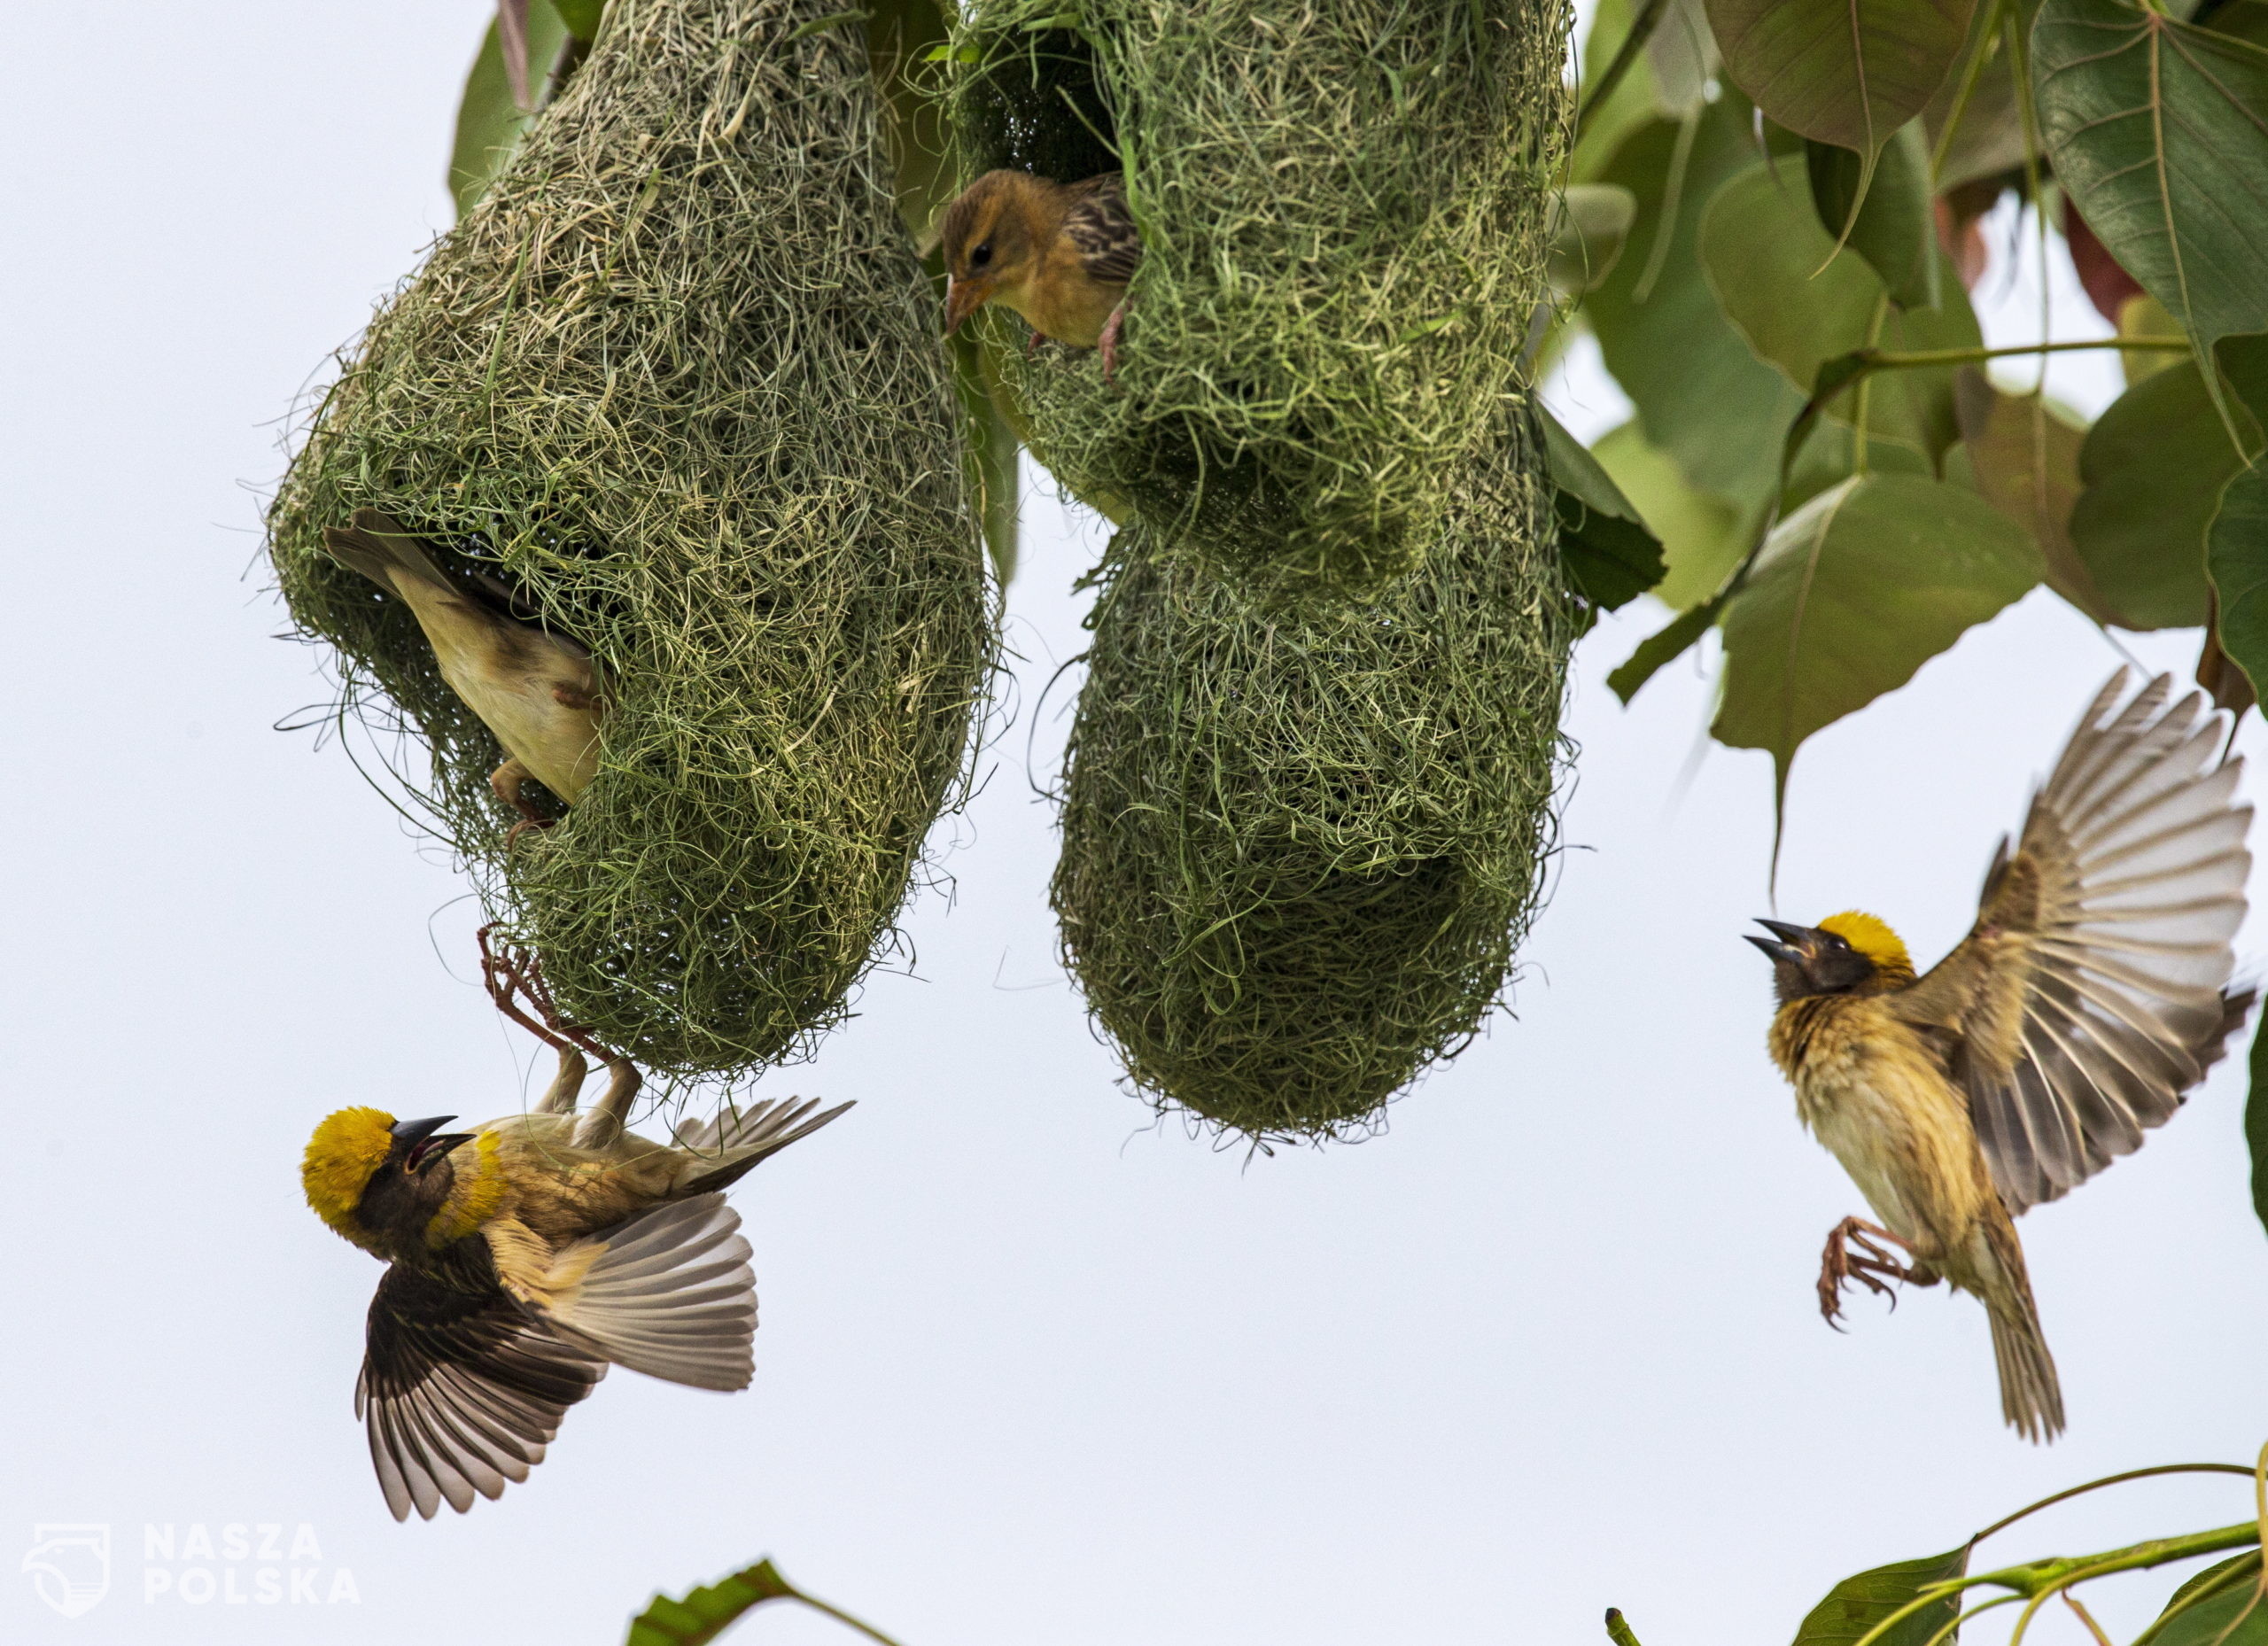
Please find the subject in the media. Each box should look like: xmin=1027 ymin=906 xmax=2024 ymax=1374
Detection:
xmin=1099 ymin=298 xmax=1131 ymax=384
xmin=1817 ymin=1215 xmax=1938 ymax=1329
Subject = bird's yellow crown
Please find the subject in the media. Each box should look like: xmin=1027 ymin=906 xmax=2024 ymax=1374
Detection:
xmin=302 ymin=1106 xmax=396 ymax=1240
xmin=1819 ymin=911 xmax=1915 ymax=982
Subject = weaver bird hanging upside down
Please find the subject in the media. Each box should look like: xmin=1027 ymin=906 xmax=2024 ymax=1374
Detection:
xmin=301 ymin=1084 xmax=851 ymax=1519
xmin=1748 ymin=671 xmax=2254 ymax=1442
xmin=940 ymin=169 xmax=1141 ymax=378
xmin=322 ymin=508 xmax=605 ymax=829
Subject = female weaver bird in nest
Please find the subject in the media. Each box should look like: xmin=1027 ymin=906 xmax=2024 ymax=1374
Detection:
xmin=322 ymin=508 xmax=604 ymax=832
xmin=299 ymin=934 xmax=850 ymax=1519
xmin=940 ymin=169 xmax=1141 ymax=378
xmin=1749 ymin=671 xmax=2254 ymax=1442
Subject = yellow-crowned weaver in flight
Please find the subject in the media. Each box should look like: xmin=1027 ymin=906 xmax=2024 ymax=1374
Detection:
xmin=941 ymin=169 xmax=1141 ymax=378
xmin=1748 ymin=671 xmax=2254 ymax=1442
xmin=299 ymin=938 xmax=849 ymax=1519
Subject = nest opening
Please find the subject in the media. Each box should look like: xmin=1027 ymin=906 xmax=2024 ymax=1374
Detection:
xmin=269 ymin=0 xmax=991 ymax=1087
xmin=948 ymin=0 xmax=1573 ymax=597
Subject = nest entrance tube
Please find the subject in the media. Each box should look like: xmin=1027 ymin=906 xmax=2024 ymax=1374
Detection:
xmin=949 ymin=0 xmax=1573 ymax=597
xmin=1050 ymin=404 xmax=1576 ymax=1143
xmin=268 ymin=0 xmax=991 ymax=1085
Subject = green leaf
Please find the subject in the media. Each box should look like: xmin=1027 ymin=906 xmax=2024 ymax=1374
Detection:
xmin=1610 ymin=594 xmax=1725 ymax=703
xmin=553 ymin=0 xmax=605 ymax=38
xmin=1923 ymin=1 xmax=2028 ymax=191
xmin=1705 ymin=0 xmax=1976 ymax=164
xmin=1574 ymin=0 xmax=1672 ymax=180
xmin=1541 ymin=406 xmax=1668 ymax=610
xmin=948 ymin=324 xmax=1024 ymax=584
xmin=1790 ymin=1547 xmax=1973 ymax=1646
xmin=1593 ymin=420 xmax=1747 ymax=609
xmin=1807 ymin=120 xmax=1940 ymax=309
xmin=2147 ymin=1551 xmax=2268 ymax=1646
xmin=1699 ymin=156 xmax=1981 ymax=465
xmin=867 ymin=0 xmax=959 ymax=246
xmin=626 ymin=1558 xmax=798 ymax=1646
xmin=1588 ymin=105 xmax=1808 ymax=512
xmin=2208 ymin=460 xmax=2268 ymax=712
xmin=2120 ymin=292 xmax=2185 ymax=386
xmin=1714 ymin=474 xmax=2040 ymax=785
xmin=1951 ymin=369 xmax=2123 ymax=623
xmin=2033 ymin=0 xmax=2268 ymax=439
xmin=449 ymin=4 xmax=572 ymax=218
xmin=1550 ymin=184 xmax=1640 ymax=296
xmin=1646 ymin=0 xmax=1721 ymax=117
xmin=2072 ymin=348 xmax=2267 ymax=629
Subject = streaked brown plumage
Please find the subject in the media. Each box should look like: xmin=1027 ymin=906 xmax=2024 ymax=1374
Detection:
xmin=1749 ymin=672 xmax=2254 ymax=1441
xmin=322 ymin=508 xmax=604 ymax=827
xmin=301 ymin=1075 xmax=851 ymax=1520
xmin=940 ymin=169 xmax=1140 ymax=376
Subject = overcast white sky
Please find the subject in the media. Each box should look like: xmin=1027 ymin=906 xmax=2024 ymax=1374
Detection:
xmin=4 ymin=4 xmax=2264 ymax=1644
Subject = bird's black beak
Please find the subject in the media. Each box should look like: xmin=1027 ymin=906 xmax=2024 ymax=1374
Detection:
xmin=391 ymin=1114 xmax=473 ymax=1172
xmin=1745 ymin=918 xmax=1817 ymax=967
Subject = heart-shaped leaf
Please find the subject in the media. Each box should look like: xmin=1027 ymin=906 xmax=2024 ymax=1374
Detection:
xmin=1706 ymin=0 xmax=1976 ymax=163
xmin=2033 ymin=0 xmax=2268 ymax=435
xmin=1715 ymin=474 xmax=2040 ymax=787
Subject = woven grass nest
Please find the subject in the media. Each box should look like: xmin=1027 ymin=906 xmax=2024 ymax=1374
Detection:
xmin=269 ymin=0 xmax=991 ymax=1083
xmin=946 ymin=0 xmax=1571 ymax=598
xmin=1051 ymin=402 xmax=1576 ymax=1142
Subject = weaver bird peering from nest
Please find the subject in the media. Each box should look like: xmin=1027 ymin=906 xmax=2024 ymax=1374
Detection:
xmin=941 ymin=169 xmax=1141 ymax=379
xmin=1748 ymin=671 xmax=2254 ymax=1443
xmin=322 ymin=508 xmax=605 ymax=833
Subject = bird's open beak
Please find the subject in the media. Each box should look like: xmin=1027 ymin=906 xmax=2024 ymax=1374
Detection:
xmin=391 ymin=1114 xmax=474 ymax=1171
xmin=1744 ymin=918 xmax=1820 ymax=967
xmin=944 ymin=274 xmax=995 ymax=336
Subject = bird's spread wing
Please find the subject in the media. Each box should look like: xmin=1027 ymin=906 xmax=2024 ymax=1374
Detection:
xmin=1891 ymin=671 xmax=2253 ymax=1213
xmin=1063 ymin=175 xmax=1141 ymax=286
xmin=357 ymin=1248 xmax=607 ymax=1521
xmin=671 ymin=1096 xmax=854 ymax=1195
xmin=506 ymin=1194 xmax=756 ymax=1394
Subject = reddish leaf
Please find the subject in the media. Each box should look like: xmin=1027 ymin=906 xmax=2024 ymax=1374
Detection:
xmin=2062 ymin=199 xmax=2144 ymax=326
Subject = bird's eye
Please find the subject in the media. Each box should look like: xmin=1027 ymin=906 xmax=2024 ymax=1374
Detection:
xmin=971 ymin=243 xmax=992 ymax=268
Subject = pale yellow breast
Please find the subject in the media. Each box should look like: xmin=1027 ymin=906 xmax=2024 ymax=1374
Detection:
xmin=1774 ymin=1001 xmax=1994 ymax=1258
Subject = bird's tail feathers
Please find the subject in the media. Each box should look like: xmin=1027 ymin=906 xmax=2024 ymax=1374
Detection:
xmin=320 ymin=508 xmax=454 ymax=597
xmin=1988 ymin=1290 xmax=2065 ymax=1443
xmin=672 ymin=1097 xmax=854 ymax=1195
xmin=532 ymin=1194 xmax=754 ymax=1391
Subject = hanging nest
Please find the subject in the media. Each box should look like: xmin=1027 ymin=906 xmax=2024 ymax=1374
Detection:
xmin=944 ymin=0 xmax=1572 ymax=597
xmin=1051 ymin=401 xmax=1576 ymax=1142
xmin=268 ymin=0 xmax=991 ymax=1083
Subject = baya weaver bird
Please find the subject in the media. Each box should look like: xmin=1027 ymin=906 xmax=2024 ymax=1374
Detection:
xmin=940 ymin=169 xmax=1141 ymax=377
xmin=1748 ymin=671 xmax=2253 ymax=1441
xmin=322 ymin=508 xmax=605 ymax=830
xmin=301 ymin=1047 xmax=850 ymax=1518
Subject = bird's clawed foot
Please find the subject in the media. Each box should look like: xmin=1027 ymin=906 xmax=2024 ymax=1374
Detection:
xmin=1818 ymin=1215 xmax=1936 ymax=1329
xmin=493 ymin=759 xmax=562 ymax=846
xmin=1099 ymin=298 xmax=1130 ymax=384
xmin=478 ymin=925 xmax=641 ymax=1140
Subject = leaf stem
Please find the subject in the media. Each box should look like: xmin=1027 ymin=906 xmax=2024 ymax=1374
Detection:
xmin=1604 ymin=1606 xmax=1645 ymax=1646
xmin=1970 ymin=1464 xmax=2264 ymax=1546
xmin=1929 ymin=0 xmax=2008 ymax=186
xmin=1575 ymin=0 xmax=1674 ymax=142
xmin=787 ymin=1591 xmax=911 ymax=1646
